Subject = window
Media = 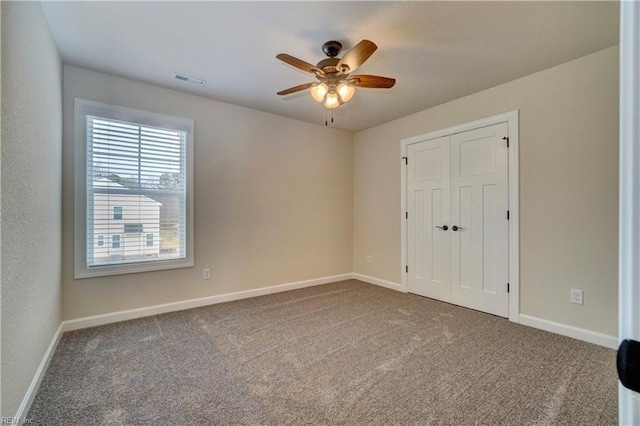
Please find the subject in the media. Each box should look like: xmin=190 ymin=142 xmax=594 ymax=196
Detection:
xmin=74 ymin=99 xmax=194 ymax=278
xmin=112 ymin=235 xmax=121 ymax=249
xmin=113 ymin=206 xmax=123 ymax=220
xmin=124 ymin=223 xmax=144 ymax=234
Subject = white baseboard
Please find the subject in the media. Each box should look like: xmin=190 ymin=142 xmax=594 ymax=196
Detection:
xmin=519 ymin=314 xmax=618 ymax=349
xmin=14 ymin=323 xmax=64 ymax=424
xmin=61 ymin=273 xmax=354 ymax=332
xmin=352 ymin=273 xmax=404 ymax=292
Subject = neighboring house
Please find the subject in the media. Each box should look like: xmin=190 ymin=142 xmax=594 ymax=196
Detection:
xmin=92 ymin=178 xmax=161 ymax=264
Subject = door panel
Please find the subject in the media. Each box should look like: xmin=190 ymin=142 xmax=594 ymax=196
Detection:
xmin=459 ymin=136 xmax=496 ymax=177
xmin=483 ymin=184 xmax=497 ymax=294
xmin=415 ymin=189 xmax=425 ymax=279
xmin=430 ymin=188 xmax=444 ymax=283
xmin=450 ymin=123 xmax=509 ymax=317
xmin=458 ymin=186 xmax=473 ymax=289
xmin=407 ymin=137 xmax=451 ymax=301
xmin=415 ymin=147 xmax=443 ymax=181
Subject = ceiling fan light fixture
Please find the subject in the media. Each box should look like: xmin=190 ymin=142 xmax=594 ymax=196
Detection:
xmin=324 ymin=91 xmax=341 ymax=109
xmin=337 ymin=83 xmax=355 ymax=103
xmin=310 ymin=83 xmax=328 ymax=102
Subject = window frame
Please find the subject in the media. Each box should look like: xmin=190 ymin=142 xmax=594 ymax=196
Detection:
xmin=112 ymin=234 xmax=121 ymax=249
xmin=124 ymin=223 xmax=144 ymax=234
xmin=113 ymin=206 xmax=123 ymax=220
xmin=74 ymin=98 xmax=194 ymax=278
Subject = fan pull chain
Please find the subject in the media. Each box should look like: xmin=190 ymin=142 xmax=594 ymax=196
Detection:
xmin=323 ymin=109 xmax=336 ymax=127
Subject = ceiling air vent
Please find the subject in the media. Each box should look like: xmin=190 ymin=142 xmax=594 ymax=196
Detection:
xmin=174 ymin=73 xmax=206 ymax=86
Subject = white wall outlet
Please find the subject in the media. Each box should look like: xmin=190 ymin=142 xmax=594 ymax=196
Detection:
xmin=203 ymin=268 xmax=211 ymax=280
xmin=366 ymin=255 xmax=372 ymax=264
xmin=570 ymin=289 xmax=583 ymax=305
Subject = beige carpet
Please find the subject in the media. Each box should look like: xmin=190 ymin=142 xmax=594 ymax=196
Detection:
xmin=28 ymin=280 xmax=617 ymax=425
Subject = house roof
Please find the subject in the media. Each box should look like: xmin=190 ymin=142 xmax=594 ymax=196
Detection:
xmin=94 ymin=178 xmax=125 ymax=189
xmin=93 ymin=178 xmax=163 ymax=206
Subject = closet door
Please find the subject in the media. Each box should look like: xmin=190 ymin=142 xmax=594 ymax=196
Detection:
xmin=407 ymin=136 xmax=451 ymax=301
xmin=450 ymin=123 xmax=509 ymax=317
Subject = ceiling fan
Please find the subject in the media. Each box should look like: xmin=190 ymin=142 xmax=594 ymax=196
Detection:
xmin=276 ymin=40 xmax=396 ymax=110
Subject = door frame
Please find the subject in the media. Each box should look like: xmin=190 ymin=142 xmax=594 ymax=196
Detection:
xmin=618 ymin=1 xmax=640 ymax=422
xmin=400 ymin=110 xmax=520 ymax=322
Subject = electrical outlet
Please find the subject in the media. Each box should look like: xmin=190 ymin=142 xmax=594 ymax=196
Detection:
xmin=203 ymin=268 xmax=211 ymax=280
xmin=570 ymin=289 xmax=583 ymax=305
xmin=366 ymin=255 xmax=372 ymax=264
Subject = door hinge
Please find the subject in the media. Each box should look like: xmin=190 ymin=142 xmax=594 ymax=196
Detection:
xmin=406 ymin=265 xmax=409 ymax=273
xmin=502 ymin=136 xmax=509 ymax=148
xmin=406 ymin=211 xmax=408 ymax=219
xmin=507 ymin=210 xmax=510 ymax=220
xmin=507 ymin=283 xmax=510 ymax=293
xmin=402 ymin=156 xmax=408 ymax=165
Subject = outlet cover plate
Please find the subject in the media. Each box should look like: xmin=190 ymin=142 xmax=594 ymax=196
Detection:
xmin=570 ymin=289 xmax=583 ymax=305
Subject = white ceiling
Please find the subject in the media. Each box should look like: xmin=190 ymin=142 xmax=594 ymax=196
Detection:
xmin=41 ymin=1 xmax=619 ymax=132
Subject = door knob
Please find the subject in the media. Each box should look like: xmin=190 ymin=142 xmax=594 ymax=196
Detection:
xmin=452 ymin=225 xmax=464 ymax=231
xmin=618 ymin=339 xmax=640 ymax=392
xmin=435 ymin=225 xmax=449 ymax=231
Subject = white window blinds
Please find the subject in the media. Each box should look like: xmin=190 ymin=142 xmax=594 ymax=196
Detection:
xmin=75 ymin=99 xmax=193 ymax=278
xmin=86 ymin=115 xmax=187 ymax=267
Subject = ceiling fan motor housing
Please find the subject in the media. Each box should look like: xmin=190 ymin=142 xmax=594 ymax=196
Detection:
xmin=316 ymin=57 xmax=341 ymax=74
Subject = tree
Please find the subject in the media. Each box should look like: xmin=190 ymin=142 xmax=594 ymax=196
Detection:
xmin=159 ymin=172 xmax=180 ymax=189
xmin=106 ymin=174 xmax=122 ymax=184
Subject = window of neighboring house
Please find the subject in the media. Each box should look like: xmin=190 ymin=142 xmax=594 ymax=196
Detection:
xmin=112 ymin=234 xmax=121 ymax=249
xmin=113 ymin=206 xmax=123 ymax=220
xmin=74 ymin=99 xmax=194 ymax=278
xmin=124 ymin=223 xmax=144 ymax=234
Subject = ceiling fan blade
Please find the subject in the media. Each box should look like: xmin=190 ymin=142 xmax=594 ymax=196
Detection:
xmin=276 ymin=54 xmax=324 ymax=75
xmin=277 ymin=82 xmax=315 ymax=96
xmin=337 ymin=40 xmax=377 ymax=74
xmin=349 ymin=74 xmax=396 ymax=89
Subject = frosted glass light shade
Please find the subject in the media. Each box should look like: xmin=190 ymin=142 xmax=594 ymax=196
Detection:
xmin=310 ymin=83 xmax=328 ymax=102
xmin=337 ymin=83 xmax=355 ymax=103
xmin=324 ymin=92 xmax=340 ymax=109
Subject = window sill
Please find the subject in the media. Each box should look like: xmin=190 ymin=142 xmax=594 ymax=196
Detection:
xmin=74 ymin=258 xmax=193 ymax=279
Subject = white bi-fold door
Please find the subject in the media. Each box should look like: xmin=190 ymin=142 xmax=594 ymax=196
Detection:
xmin=407 ymin=122 xmax=509 ymax=317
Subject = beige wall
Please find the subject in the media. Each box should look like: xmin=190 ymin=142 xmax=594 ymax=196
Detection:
xmin=1 ymin=2 xmax=63 ymax=416
xmin=62 ymin=66 xmax=353 ymax=320
xmin=353 ymin=46 xmax=619 ymax=336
